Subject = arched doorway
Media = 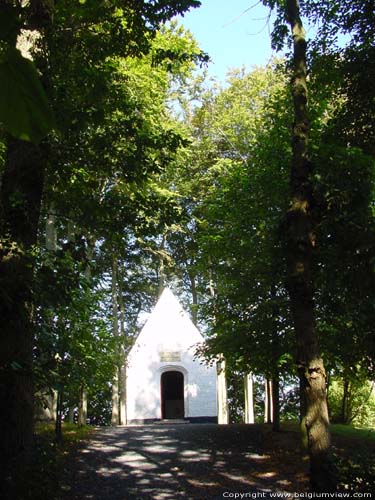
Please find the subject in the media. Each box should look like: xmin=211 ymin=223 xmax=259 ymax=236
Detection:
xmin=161 ymin=371 xmax=184 ymax=419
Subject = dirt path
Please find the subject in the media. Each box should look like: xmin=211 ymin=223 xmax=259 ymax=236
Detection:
xmin=61 ymin=423 xmax=309 ymax=500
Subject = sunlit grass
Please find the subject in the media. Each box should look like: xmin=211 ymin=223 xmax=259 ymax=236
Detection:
xmin=330 ymin=423 xmax=375 ymax=442
xmin=280 ymin=419 xmax=375 ymax=442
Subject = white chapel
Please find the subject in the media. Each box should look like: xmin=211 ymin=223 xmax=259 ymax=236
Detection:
xmin=126 ymin=288 xmax=218 ymax=423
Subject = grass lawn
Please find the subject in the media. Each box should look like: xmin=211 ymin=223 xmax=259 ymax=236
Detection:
xmin=331 ymin=423 xmax=375 ymax=442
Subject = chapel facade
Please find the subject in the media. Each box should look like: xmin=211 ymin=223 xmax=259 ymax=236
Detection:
xmin=126 ymin=288 xmax=218 ymax=423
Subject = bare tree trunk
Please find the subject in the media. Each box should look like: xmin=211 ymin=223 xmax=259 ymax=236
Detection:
xmin=272 ymin=372 xmax=280 ymax=432
xmin=78 ymin=235 xmax=95 ymax=423
xmin=340 ymin=377 xmax=350 ymax=424
xmin=264 ymin=380 xmax=269 ymax=423
xmin=119 ymin=364 xmax=127 ymax=425
xmin=217 ymin=356 xmax=229 ymax=424
xmin=118 ymin=270 xmax=127 ymax=425
xmin=207 ymin=267 xmax=228 ymax=424
xmin=264 ymin=379 xmax=273 ymax=423
xmin=42 ymin=208 xmax=59 ymax=423
xmin=78 ymin=384 xmax=87 ymax=426
xmin=46 ymin=207 xmax=57 ymax=251
xmin=207 ymin=266 xmax=229 ymax=424
xmin=244 ymin=373 xmax=255 ymax=424
xmin=188 ymin=270 xmax=198 ymax=326
xmin=270 ymin=283 xmax=280 ymax=431
xmin=0 ymin=5 xmax=53 ymax=490
xmin=111 ymin=254 xmax=119 ymax=425
xmin=285 ymin=0 xmax=334 ymax=491
xmin=68 ymin=407 xmax=74 ymax=424
xmin=111 ymin=370 xmax=119 ymax=425
xmin=55 ymin=388 xmax=63 ymax=442
xmin=158 ymin=233 xmax=167 ymax=296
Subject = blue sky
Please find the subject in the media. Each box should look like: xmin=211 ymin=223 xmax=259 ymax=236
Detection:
xmin=176 ymin=0 xmax=278 ymax=82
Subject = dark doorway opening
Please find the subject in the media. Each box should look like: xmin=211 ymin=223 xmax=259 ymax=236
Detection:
xmin=161 ymin=371 xmax=184 ymax=419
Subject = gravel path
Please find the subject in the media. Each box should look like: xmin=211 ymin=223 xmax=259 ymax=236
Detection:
xmin=61 ymin=423 xmax=308 ymax=500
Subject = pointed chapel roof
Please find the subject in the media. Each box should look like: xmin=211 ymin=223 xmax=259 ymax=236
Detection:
xmin=129 ymin=288 xmax=204 ymax=353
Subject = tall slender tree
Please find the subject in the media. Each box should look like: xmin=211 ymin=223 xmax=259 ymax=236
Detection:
xmin=275 ymin=0 xmax=333 ymax=490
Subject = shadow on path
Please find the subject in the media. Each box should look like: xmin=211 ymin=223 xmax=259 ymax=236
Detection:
xmin=62 ymin=424 xmax=308 ymax=499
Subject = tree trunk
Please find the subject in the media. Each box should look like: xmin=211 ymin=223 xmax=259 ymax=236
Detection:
xmin=119 ymin=364 xmax=127 ymax=425
xmin=285 ymin=0 xmax=334 ymax=491
xmin=78 ymin=384 xmax=87 ymax=426
xmin=118 ymin=271 xmax=127 ymax=425
xmin=42 ymin=208 xmax=59 ymax=423
xmin=46 ymin=206 xmax=57 ymax=251
xmin=111 ymin=254 xmax=120 ymax=425
xmin=188 ymin=270 xmax=198 ymax=325
xmin=340 ymin=377 xmax=350 ymax=424
xmin=68 ymin=407 xmax=74 ymax=424
xmin=158 ymin=233 xmax=167 ymax=296
xmin=208 ymin=269 xmax=228 ymax=424
xmin=111 ymin=368 xmax=119 ymax=425
xmin=272 ymin=372 xmax=280 ymax=432
xmin=0 ymin=139 xmax=46 ymax=481
xmin=264 ymin=379 xmax=273 ymax=424
xmin=77 ymin=235 xmax=96 ymax=422
xmin=270 ymin=283 xmax=280 ymax=431
xmin=55 ymin=387 xmax=63 ymax=442
xmin=244 ymin=372 xmax=255 ymax=424
xmin=216 ymin=356 xmax=229 ymax=424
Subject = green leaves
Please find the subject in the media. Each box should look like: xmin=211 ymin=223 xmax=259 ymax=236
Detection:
xmin=0 ymin=48 xmax=54 ymax=143
xmin=0 ymin=4 xmax=53 ymax=141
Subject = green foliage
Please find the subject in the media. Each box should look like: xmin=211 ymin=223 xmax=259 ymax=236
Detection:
xmin=87 ymin=387 xmax=112 ymax=425
xmin=0 ymin=5 xmax=54 ymax=142
xmin=34 ymin=262 xmax=116 ymax=407
xmin=0 ymin=0 xmax=204 ymax=484
xmin=177 ymin=62 xmax=294 ymax=379
xmin=303 ymin=0 xmax=375 ymax=156
xmin=45 ymin=16 xmax=200 ymax=241
xmin=313 ymin=144 xmax=375 ymax=375
xmin=302 ymin=0 xmax=375 ymax=49
xmin=29 ymin=15 xmax=206 ymax=425
xmin=0 ymin=47 xmax=55 ymax=142
xmin=328 ymin=375 xmax=375 ymax=427
xmin=2 ymin=0 xmax=375 ymax=470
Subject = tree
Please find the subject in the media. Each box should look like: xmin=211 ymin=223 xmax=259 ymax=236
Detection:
xmin=282 ymin=0 xmax=332 ymax=490
xmin=303 ymin=0 xmax=375 ymax=376
xmin=257 ymin=0 xmax=338 ymax=489
xmin=328 ymin=371 xmax=375 ymax=427
xmin=33 ymin=17 xmax=205 ymax=433
xmin=192 ymin=63 xmax=292 ymax=422
xmin=258 ymin=0 xmax=375 ymax=489
xmin=0 ymin=0 xmax=202 ymax=487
